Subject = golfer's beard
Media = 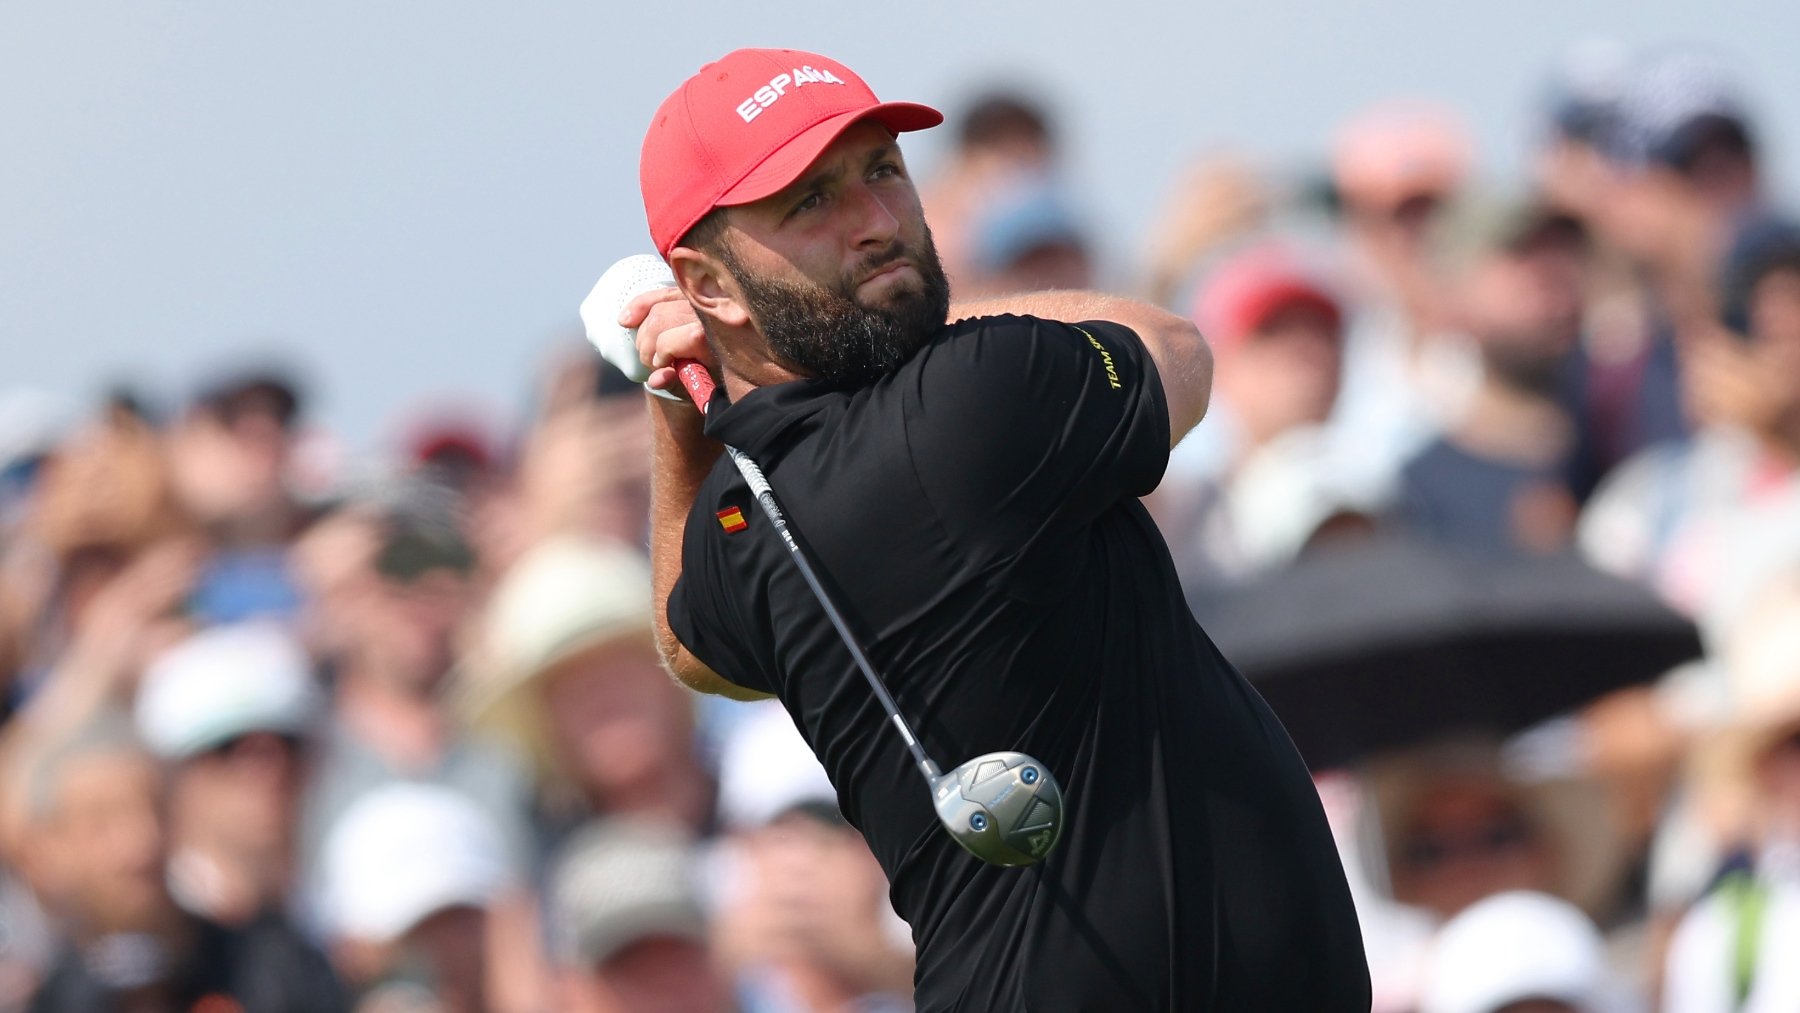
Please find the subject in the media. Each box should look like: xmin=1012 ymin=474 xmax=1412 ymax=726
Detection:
xmin=724 ymin=232 xmax=952 ymax=386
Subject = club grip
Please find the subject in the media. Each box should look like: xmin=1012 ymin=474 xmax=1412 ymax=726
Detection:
xmin=675 ymin=360 xmax=715 ymax=411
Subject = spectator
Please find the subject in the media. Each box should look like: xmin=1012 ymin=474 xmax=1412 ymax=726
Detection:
xmin=712 ymin=703 xmax=913 ymax=1012
xmin=293 ymin=481 xmax=527 ymax=877
xmin=1661 ymin=560 xmax=1800 ymax=1011
xmin=319 ymin=783 xmax=508 ymax=1013
xmin=1195 ymin=244 xmax=1347 ymax=463
xmin=1579 ymin=216 xmax=1800 ymax=614
xmin=459 ymin=535 xmax=714 ymax=840
xmin=1362 ymin=735 xmax=1631 ymax=925
xmin=1598 ymin=49 xmax=1764 ymax=318
xmin=507 ymin=355 xmax=656 ymax=556
xmin=166 ymin=370 xmax=307 ymax=547
xmin=547 ymin=818 xmax=729 ymax=1013
xmin=24 ymin=711 xmax=343 ymax=1012
xmin=1155 ymin=243 xmax=1384 ymax=584
xmin=958 ymin=177 xmax=1093 ymax=297
xmin=1327 ymin=100 xmax=1482 ymax=490
xmin=1397 ymin=209 xmax=1596 ymax=555
xmin=1578 ymin=49 xmax=1768 ymax=467
xmin=134 ymin=622 xmax=321 ymax=927
xmin=166 ymin=370 xmax=312 ymax=626
xmin=917 ymin=89 xmax=1058 ymax=291
xmin=6 ymin=400 xmax=193 ymax=703
xmin=1529 ymin=40 xmax=1683 ymax=488
xmin=1536 ymin=39 xmax=1634 ymax=228
xmin=1354 ymin=736 xmax=1636 ymax=1011
xmin=0 ymin=512 xmax=202 ymax=872
xmin=290 ymin=482 xmax=540 ymax=1011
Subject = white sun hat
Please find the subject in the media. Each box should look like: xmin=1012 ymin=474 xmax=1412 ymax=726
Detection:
xmin=1420 ymin=890 xmax=1613 ymax=1013
xmin=717 ymin=700 xmax=839 ymax=830
xmin=453 ymin=536 xmax=659 ymax=774
xmin=135 ymin=621 xmax=320 ymax=758
xmin=320 ymin=783 xmax=510 ymax=943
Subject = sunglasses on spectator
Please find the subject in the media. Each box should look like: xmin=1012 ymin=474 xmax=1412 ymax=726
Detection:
xmin=375 ymin=528 xmax=475 ymax=583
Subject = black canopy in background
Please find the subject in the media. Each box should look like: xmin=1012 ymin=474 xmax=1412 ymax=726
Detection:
xmin=1189 ymin=538 xmax=1704 ymax=772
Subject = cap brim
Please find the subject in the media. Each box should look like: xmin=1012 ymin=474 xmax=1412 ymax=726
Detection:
xmin=1209 ymin=281 xmax=1342 ymax=351
xmin=580 ymin=904 xmax=709 ymax=966
xmin=1244 ymin=283 xmax=1342 ymax=334
xmin=175 ymin=713 xmax=312 ymax=757
xmin=717 ymin=102 xmax=943 ymax=210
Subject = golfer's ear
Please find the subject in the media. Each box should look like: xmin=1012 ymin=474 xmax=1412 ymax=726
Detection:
xmin=670 ymin=246 xmax=751 ymax=329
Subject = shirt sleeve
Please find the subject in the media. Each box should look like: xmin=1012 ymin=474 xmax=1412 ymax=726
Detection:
xmin=667 ymin=475 xmax=777 ymax=696
xmin=902 ymin=313 xmax=1170 ymax=539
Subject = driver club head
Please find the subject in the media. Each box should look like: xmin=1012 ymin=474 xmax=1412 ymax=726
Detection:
xmin=931 ymin=751 xmax=1064 ymax=867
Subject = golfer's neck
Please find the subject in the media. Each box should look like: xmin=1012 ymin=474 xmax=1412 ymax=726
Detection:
xmin=721 ymin=342 xmax=806 ymax=402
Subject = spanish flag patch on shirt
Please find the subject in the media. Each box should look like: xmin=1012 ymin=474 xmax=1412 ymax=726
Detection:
xmin=716 ymin=506 xmax=748 ymax=533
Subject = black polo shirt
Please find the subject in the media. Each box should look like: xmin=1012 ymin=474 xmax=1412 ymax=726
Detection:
xmin=670 ymin=314 xmax=1369 ymax=1011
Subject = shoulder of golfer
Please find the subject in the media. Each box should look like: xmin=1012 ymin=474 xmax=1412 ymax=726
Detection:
xmin=625 ymin=293 xmax=767 ymax=700
xmin=645 ymin=392 xmax=768 ymax=700
xmin=949 ymin=290 xmax=1213 ymax=448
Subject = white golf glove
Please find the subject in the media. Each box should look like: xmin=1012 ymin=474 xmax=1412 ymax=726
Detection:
xmin=580 ymin=254 xmax=682 ymax=401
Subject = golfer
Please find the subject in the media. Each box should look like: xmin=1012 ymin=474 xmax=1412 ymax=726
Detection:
xmin=627 ymin=48 xmax=1371 ymax=1010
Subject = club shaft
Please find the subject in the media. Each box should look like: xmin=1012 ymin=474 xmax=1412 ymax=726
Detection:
xmin=665 ymin=359 xmax=943 ymax=785
xmin=724 ymin=445 xmax=944 ymax=785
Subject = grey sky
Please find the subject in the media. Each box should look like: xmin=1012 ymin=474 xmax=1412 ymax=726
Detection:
xmin=5 ymin=1 xmax=1796 ymax=451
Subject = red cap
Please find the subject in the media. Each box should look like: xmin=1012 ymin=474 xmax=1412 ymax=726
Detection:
xmin=1331 ymin=100 xmax=1470 ymax=212
xmin=640 ymin=49 xmax=943 ymax=257
xmin=1192 ymin=245 xmax=1343 ymax=353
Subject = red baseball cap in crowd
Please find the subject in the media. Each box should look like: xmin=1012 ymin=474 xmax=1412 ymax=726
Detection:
xmin=1330 ymin=100 xmax=1470 ymax=212
xmin=1192 ymin=244 xmax=1344 ymax=353
xmin=640 ymin=48 xmax=943 ymax=257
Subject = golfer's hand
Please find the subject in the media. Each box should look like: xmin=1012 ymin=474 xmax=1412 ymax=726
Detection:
xmin=622 ymin=288 xmax=709 ymax=400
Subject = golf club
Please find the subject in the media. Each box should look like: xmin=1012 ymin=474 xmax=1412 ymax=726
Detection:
xmin=584 ymin=255 xmax=1065 ymax=867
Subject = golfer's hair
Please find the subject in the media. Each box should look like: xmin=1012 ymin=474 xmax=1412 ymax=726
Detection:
xmin=679 ymin=208 xmax=730 ymax=256
xmin=25 ymin=708 xmax=154 ymax=824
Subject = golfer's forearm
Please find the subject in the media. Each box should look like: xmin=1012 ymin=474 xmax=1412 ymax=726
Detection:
xmin=646 ymin=397 xmax=764 ymax=700
xmin=950 ymin=290 xmax=1213 ymax=445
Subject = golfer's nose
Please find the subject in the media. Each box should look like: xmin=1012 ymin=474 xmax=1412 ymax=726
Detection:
xmin=845 ymin=181 xmax=900 ymax=249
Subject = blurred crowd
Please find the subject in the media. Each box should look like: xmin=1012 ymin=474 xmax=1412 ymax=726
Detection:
xmin=3 ymin=38 xmax=1799 ymax=1013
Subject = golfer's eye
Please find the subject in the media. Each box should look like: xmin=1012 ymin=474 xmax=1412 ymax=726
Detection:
xmin=869 ymin=160 xmax=903 ymax=181
xmin=790 ymin=190 xmax=827 ymax=217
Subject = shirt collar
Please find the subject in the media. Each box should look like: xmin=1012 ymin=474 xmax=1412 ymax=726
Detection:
xmin=701 ymin=377 xmax=844 ymax=455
